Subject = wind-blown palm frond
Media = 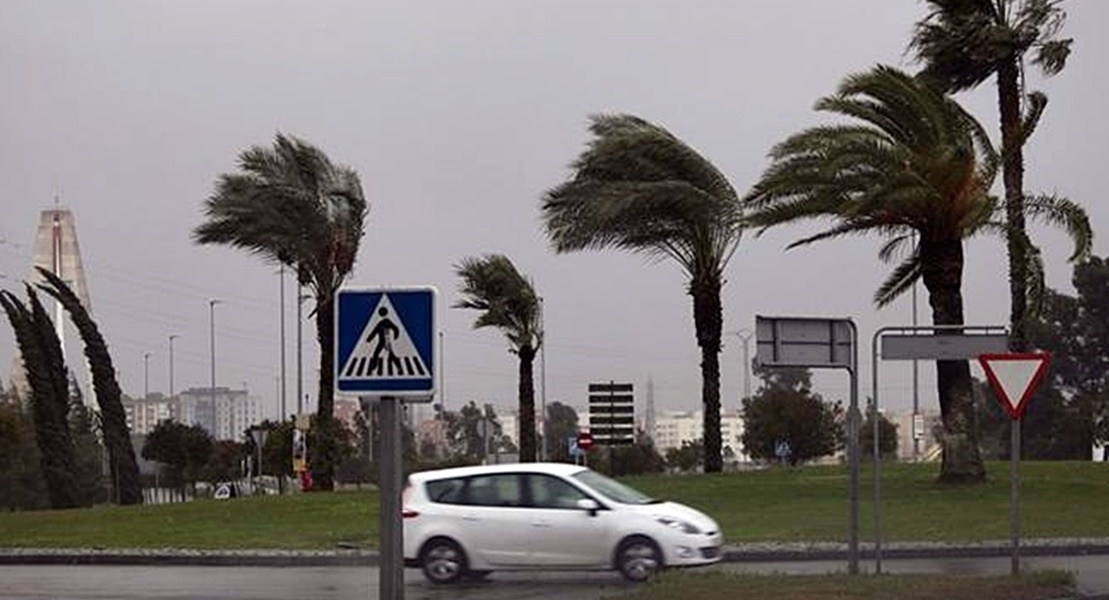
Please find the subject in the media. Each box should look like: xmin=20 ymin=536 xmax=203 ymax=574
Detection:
xmin=1022 ymin=193 xmax=1092 ymax=261
xmin=542 ymin=113 xmax=742 ymax=473
xmin=454 ymin=254 xmax=542 ymax=462
xmin=193 ymin=133 xmax=368 ymax=492
xmin=874 ymin=255 xmax=923 ymax=308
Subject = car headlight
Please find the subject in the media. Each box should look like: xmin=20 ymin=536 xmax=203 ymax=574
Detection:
xmin=655 ymin=516 xmax=701 ymax=534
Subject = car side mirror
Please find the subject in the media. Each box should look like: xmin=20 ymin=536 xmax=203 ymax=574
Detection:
xmin=576 ymin=498 xmax=600 ymax=516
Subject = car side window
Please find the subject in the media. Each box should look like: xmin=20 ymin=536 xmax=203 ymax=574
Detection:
xmin=425 ymin=477 xmax=466 ymax=504
xmin=465 ymin=474 xmax=523 ymax=507
xmin=527 ymin=474 xmax=587 ymax=509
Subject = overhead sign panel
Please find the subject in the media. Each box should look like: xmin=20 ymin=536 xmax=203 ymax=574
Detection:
xmin=335 ymin=287 xmax=436 ymax=399
xmin=978 ymin=353 xmax=1051 ymax=420
xmin=756 ymin=316 xmax=854 ymax=368
xmin=882 ymin=333 xmax=1009 ymax=360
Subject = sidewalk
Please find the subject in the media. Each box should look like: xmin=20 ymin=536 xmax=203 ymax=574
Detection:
xmin=2 ymin=537 xmax=1108 ymax=567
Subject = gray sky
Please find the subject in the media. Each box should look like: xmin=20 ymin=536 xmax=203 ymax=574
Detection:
xmin=2 ymin=1 xmax=1106 ymax=421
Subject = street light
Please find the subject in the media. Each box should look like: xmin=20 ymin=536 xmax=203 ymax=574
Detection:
xmin=168 ymin=334 xmax=179 ymax=398
xmin=278 ymin=266 xmax=287 ymax=424
xmin=143 ymin=352 xmax=151 ymax=400
xmin=297 ymin=290 xmax=310 ymax=417
xmin=209 ymin=299 xmax=222 ymax=410
xmin=539 ymin=296 xmax=547 ymax=461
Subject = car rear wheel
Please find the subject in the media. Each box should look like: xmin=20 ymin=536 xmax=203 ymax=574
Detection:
xmin=616 ymin=536 xmax=662 ymax=583
xmin=420 ymin=538 xmax=467 ymax=584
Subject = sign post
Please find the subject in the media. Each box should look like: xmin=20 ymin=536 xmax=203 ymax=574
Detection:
xmin=755 ymin=316 xmax=858 ymax=574
xmin=978 ymin=352 xmax=1051 ymax=576
xmin=336 ymin=287 xmax=437 ymax=600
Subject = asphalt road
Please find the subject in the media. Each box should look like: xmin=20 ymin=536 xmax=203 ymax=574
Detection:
xmin=1 ymin=556 xmax=1107 ymax=600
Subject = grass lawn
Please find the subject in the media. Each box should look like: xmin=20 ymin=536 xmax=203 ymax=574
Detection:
xmin=608 ymin=570 xmax=1076 ymax=600
xmin=1 ymin=461 xmax=1106 ymax=550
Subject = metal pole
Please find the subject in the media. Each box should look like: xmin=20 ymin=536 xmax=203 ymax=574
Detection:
xmin=1011 ymin=418 xmax=1021 ymax=575
xmin=168 ymin=335 xmax=178 ymax=399
xmin=209 ymin=299 xmax=220 ymax=415
xmin=870 ymin=329 xmax=884 ymax=574
xmin=846 ymin=321 xmax=860 ymax=575
xmin=297 ymin=291 xmax=305 ymax=417
xmin=911 ymin=254 xmax=921 ymax=462
xmin=539 ymin=296 xmax=547 ymax=461
xmin=143 ymin=352 xmax=151 ymax=400
xmin=379 ymin=396 xmax=404 ymax=600
xmin=279 ymin=267 xmax=287 ymax=423
xmin=438 ymin=331 xmax=445 ymax=412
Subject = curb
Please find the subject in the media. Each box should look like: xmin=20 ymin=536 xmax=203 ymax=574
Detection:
xmin=3 ymin=539 xmax=1109 ymax=567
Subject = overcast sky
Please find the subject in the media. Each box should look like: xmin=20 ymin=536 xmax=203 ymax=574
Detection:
xmin=2 ymin=1 xmax=1106 ymax=422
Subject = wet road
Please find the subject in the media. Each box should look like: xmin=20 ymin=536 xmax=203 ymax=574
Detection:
xmin=1 ymin=556 xmax=1106 ymax=600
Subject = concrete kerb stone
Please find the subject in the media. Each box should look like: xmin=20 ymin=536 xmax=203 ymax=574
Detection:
xmin=2 ymin=538 xmax=1109 ymax=567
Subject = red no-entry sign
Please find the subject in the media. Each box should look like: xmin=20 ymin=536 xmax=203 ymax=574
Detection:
xmin=577 ymin=431 xmax=594 ymax=451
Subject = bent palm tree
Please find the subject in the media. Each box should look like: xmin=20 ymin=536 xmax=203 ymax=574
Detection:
xmin=745 ymin=66 xmax=1089 ymax=483
xmin=36 ymin=267 xmax=144 ymax=504
xmin=0 ymin=287 xmax=82 ymax=508
xmin=911 ymin=0 xmax=1074 ymax=351
xmin=454 ymin=254 xmax=543 ymax=462
xmin=542 ymin=114 xmax=743 ymax=473
xmin=194 ymin=133 xmax=367 ymax=491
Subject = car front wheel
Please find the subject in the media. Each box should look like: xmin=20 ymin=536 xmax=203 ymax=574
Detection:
xmin=420 ymin=538 xmax=467 ymax=584
xmin=616 ymin=536 xmax=662 ymax=583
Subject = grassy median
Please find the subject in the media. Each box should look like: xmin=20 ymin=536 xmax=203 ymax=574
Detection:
xmin=1 ymin=461 xmax=1107 ymax=549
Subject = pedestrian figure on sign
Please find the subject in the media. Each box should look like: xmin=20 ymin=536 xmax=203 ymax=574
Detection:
xmin=368 ymin=307 xmax=403 ymax=375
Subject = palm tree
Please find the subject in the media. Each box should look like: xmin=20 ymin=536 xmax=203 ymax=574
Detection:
xmin=36 ymin=267 xmax=144 ymax=505
xmin=0 ymin=287 xmax=82 ymax=508
xmin=194 ymin=133 xmax=367 ymax=491
xmin=745 ymin=66 xmax=1089 ymax=483
xmin=454 ymin=254 xmax=543 ymax=462
xmin=542 ymin=114 xmax=743 ymax=473
xmin=910 ymin=0 xmax=1074 ymax=352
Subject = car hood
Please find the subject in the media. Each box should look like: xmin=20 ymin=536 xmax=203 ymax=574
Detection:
xmin=625 ymin=501 xmax=719 ymax=533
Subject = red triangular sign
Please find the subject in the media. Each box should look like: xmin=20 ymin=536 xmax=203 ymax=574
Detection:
xmin=978 ymin=352 xmax=1052 ymax=420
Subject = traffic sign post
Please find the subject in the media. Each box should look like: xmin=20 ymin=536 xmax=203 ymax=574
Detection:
xmin=336 ymin=286 xmax=437 ymax=600
xmin=978 ymin=352 xmax=1051 ymax=576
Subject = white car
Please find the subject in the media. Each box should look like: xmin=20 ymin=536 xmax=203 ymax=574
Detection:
xmin=402 ymin=462 xmax=723 ymax=584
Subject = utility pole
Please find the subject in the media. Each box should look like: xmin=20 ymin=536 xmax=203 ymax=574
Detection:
xmin=279 ymin=267 xmax=287 ymax=423
xmin=539 ymin=296 xmax=547 ymax=461
xmin=209 ymin=299 xmax=221 ymax=412
xmin=168 ymin=334 xmax=178 ymax=398
xmin=143 ymin=352 xmax=151 ymax=400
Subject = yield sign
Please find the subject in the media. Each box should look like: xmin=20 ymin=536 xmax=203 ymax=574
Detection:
xmin=978 ymin=353 xmax=1052 ymax=420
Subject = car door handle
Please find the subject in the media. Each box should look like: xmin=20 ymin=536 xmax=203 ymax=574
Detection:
xmin=462 ymin=516 xmax=480 ymax=522
xmin=531 ymin=521 xmax=552 ymax=528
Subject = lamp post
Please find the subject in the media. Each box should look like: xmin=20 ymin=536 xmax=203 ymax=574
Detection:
xmin=168 ymin=334 xmax=179 ymax=398
xmin=143 ymin=352 xmax=151 ymax=400
xmin=539 ymin=296 xmax=547 ymax=461
xmin=438 ymin=330 xmax=445 ymax=412
xmin=279 ymin=267 xmax=287 ymax=424
xmin=297 ymin=290 xmax=310 ymax=417
xmin=209 ymin=299 xmax=221 ymax=411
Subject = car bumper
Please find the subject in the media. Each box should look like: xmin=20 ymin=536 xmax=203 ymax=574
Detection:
xmin=662 ymin=531 xmax=724 ymax=567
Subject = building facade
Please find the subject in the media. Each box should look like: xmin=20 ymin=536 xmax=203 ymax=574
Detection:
xmin=121 ymin=394 xmax=179 ymax=436
xmin=178 ymin=387 xmax=262 ymax=441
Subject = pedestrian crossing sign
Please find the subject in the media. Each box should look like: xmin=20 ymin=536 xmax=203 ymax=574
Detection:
xmin=335 ymin=287 xmax=436 ymax=399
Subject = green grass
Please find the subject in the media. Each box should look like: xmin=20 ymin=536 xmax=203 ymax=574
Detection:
xmin=1 ymin=461 xmax=1106 ymax=550
xmin=609 ymin=570 xmax=1076 ymax=600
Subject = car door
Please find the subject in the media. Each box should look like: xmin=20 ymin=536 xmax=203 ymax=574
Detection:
xmin=522 ymin=473 xmax=612 ymax=567
xmin=457 ymin=473 xmax=532 ymax=567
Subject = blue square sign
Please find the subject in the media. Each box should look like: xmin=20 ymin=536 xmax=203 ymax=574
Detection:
xmin=335 ymin=287 xmax=436 ymax=399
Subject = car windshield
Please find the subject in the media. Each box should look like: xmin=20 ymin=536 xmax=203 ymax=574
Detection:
xmin=571 ymin=470 xmax=658 ymax=505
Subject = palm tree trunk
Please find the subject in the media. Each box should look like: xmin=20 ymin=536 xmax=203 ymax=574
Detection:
xmin=311 ymin=291 xmax=336 ymax=491
xmin=690 ymin=275 xmax=723 ymax=473
xmin=517 ymin=346 xmax=537 ymax=462
xmin=998 ymin=59 xmax=1029 ymax=352
xmin=921 ymin=239 xmax=985 ymax=483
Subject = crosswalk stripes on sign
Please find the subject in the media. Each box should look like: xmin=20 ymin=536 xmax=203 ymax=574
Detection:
xmin=340 ymin=294 xmax=429 ymax=380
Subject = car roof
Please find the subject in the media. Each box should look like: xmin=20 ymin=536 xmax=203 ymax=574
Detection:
xmin=408 ymin=462 xmax=588 ymax=483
